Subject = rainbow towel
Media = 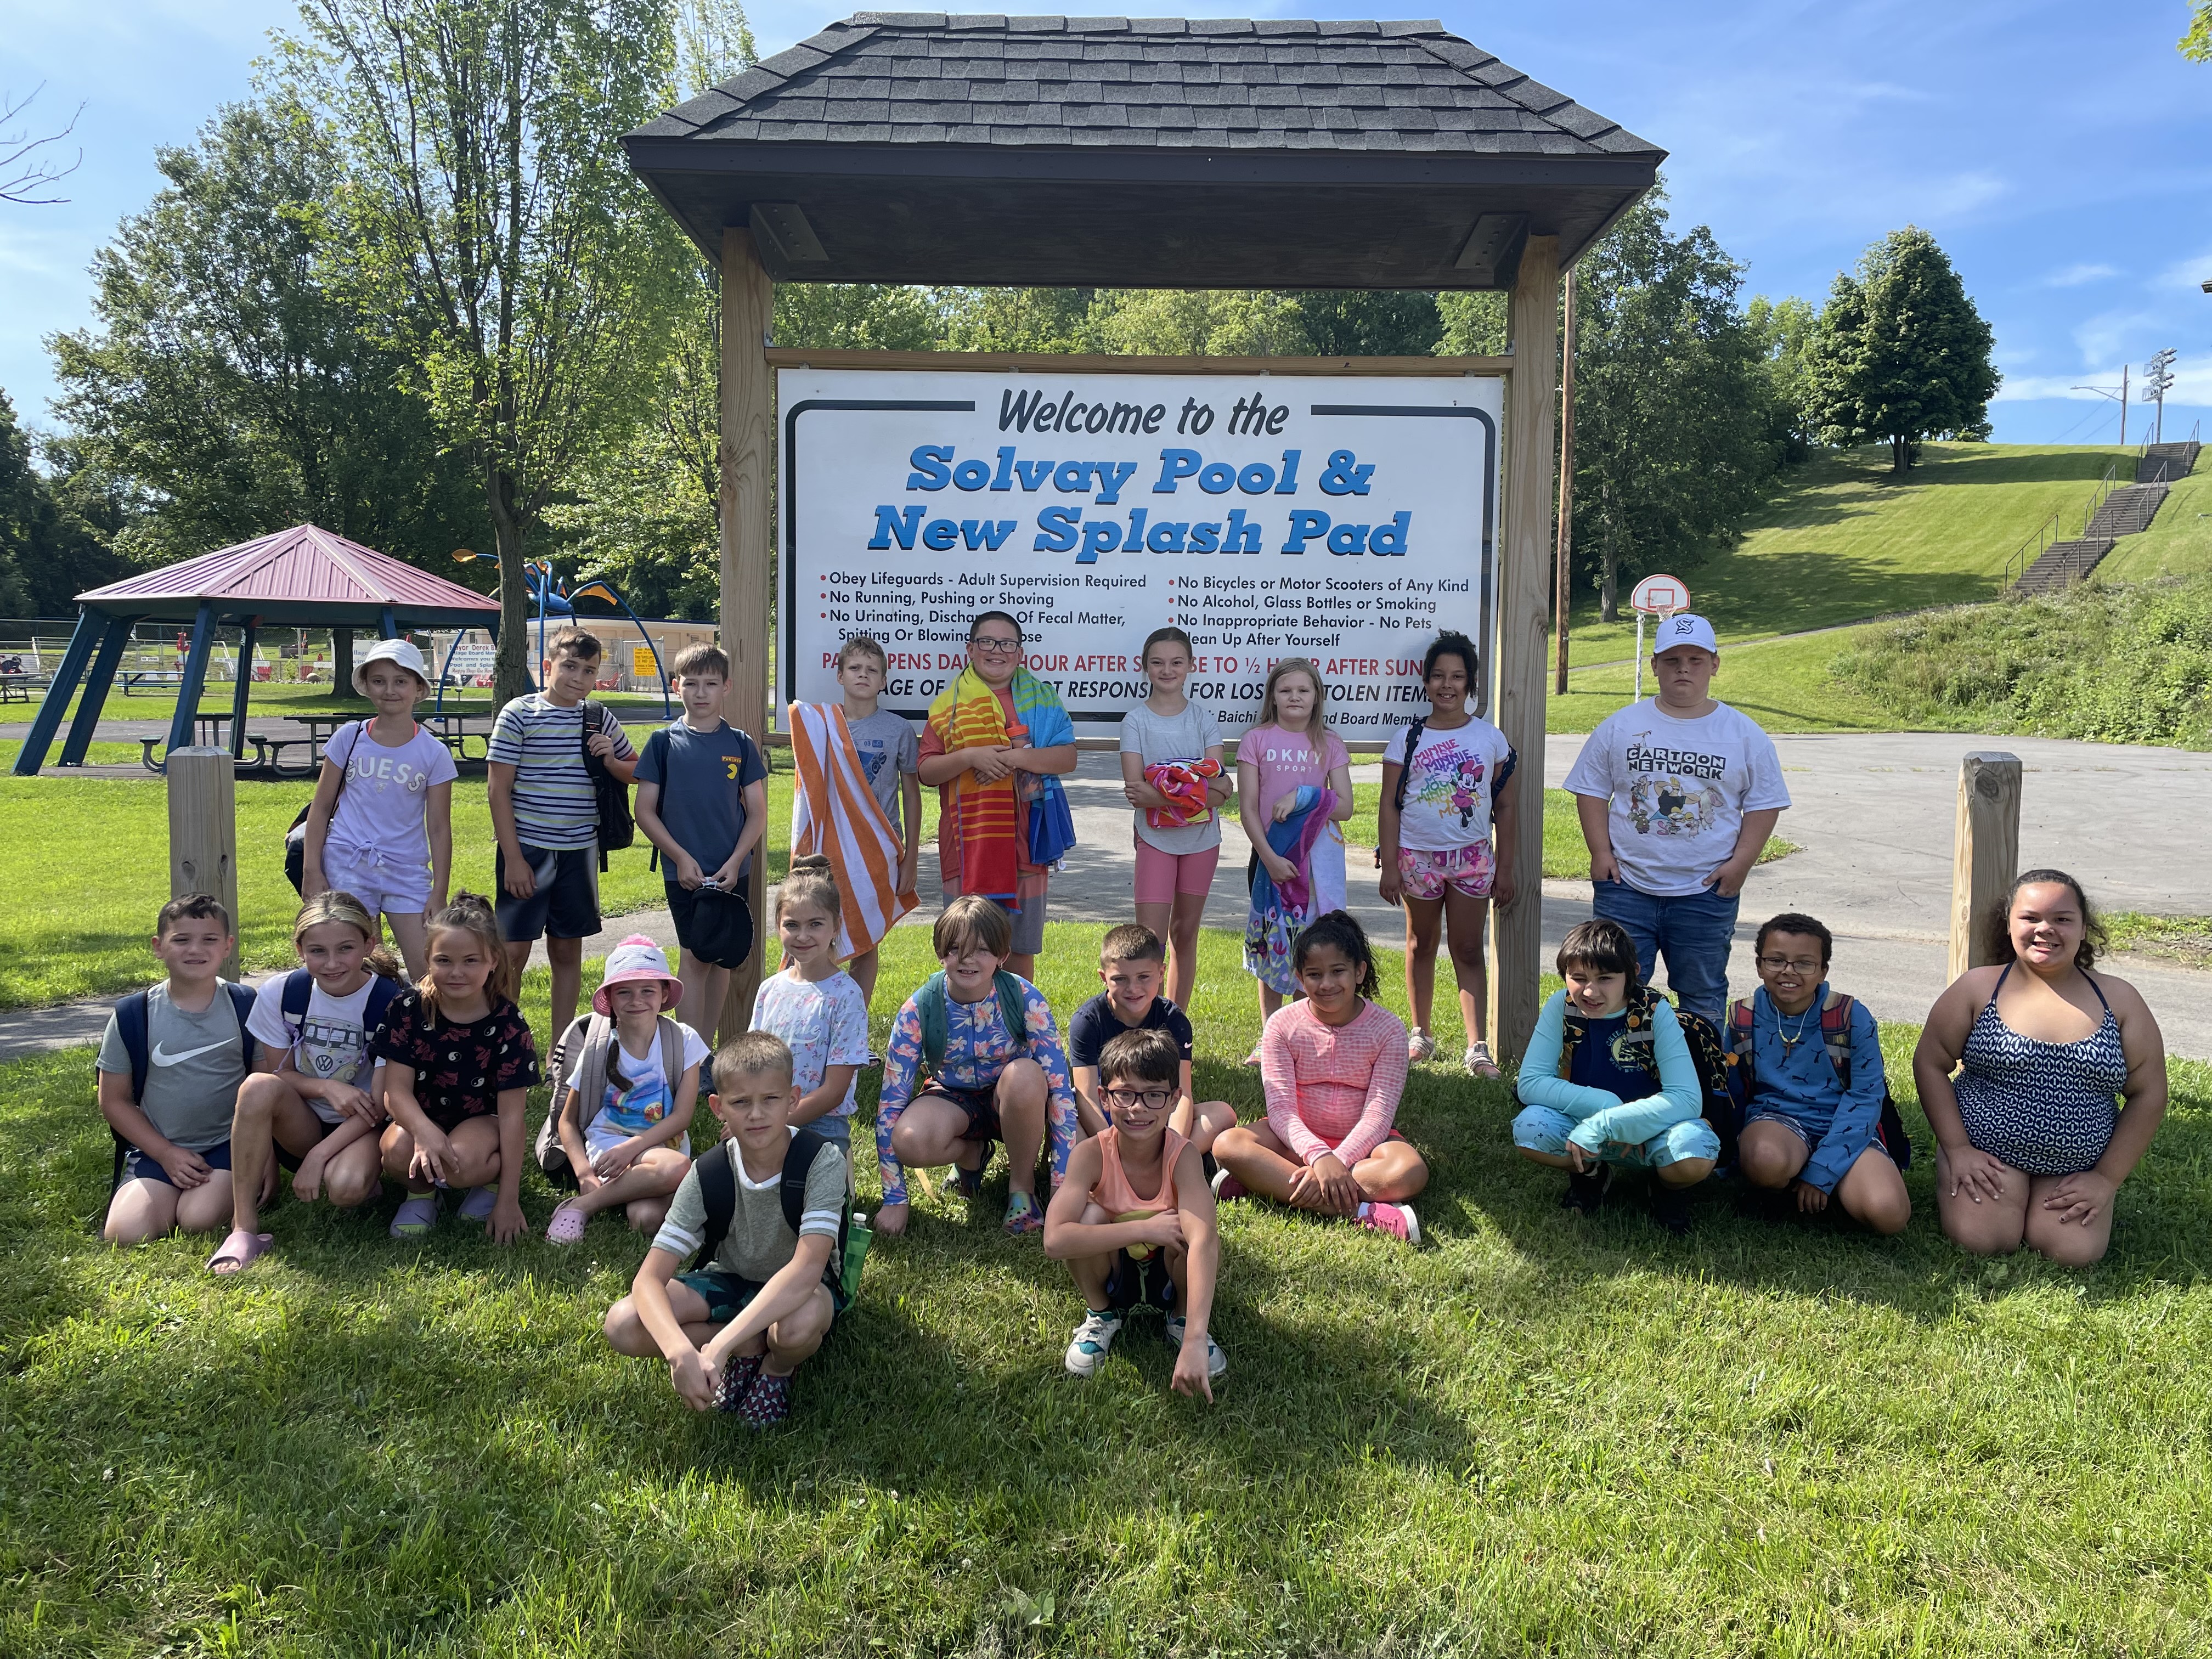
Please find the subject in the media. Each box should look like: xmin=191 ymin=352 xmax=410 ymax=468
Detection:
xmin=1144 ymin=757 xmax=1222 ymax=830
xmin=788 ymin=701 xmax=917 ymax=961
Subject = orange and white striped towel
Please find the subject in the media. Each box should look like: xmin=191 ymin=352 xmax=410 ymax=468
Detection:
xmin=788 ymin=701 xmax=918 ymax=961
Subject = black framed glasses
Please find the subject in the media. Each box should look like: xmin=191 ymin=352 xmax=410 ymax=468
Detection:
xmin=1101 ymin=1087 xmax=1174 ymax=1111
xmin=1756 ymin=955 xmax=1822 ymax=975
xmin=969 ymin=634 xmax=1023 ymax=654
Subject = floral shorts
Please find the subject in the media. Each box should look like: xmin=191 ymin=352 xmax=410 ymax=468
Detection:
xmin=1396 ymin=840 xmax=1496 ymax=901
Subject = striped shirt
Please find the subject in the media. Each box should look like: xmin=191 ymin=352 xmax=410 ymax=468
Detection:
xmin=486 ymin=695 xmax=635 ymax=851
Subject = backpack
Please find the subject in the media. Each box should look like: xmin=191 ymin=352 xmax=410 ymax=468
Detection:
xmin=275 ymin=967 xmax=403 ymax=1085
xmin=1727 ymin=992 xmax=1914 ymax=1171
xmin=283 ymin=721 xmax=368 ymax=894
xmin=582 ymin=701 xmax=635 ymax=869
xmin=1548 ymin=983 xmax=1742 ymax=1165
xmin=535 ymin=1012 xmax=689 ymax=1188
xmin=103 ymin=981 xmax=259 ymax=1194
xmin=690 ymin=1127 xmax=861 ymax=1302
xmin=911 ymin=969 xmax=1031 ymax=1077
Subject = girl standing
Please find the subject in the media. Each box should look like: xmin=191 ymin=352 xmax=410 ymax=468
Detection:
xmin=1377 ymin=631 xmax=1519 ymax=1076
xmin=545 ymin=936 xmax=706 ymax=1243
xmin=370 ymin=893 xmax=539 ymax=1243
xmin=301 ymin=638 xmax=456 ymax=980
xmin=1235 ymin=658 xmax=1355 ymax=1059
xmin=1211 ymin=911 xmax=1427 ymax=1242
xmin=749 ymin=855 xmax=872 ymax=1155
xmin=1119 ymin=627 xmax=1230 ymax=1013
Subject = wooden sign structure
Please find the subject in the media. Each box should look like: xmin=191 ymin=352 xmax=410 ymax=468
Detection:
xmin=1949 ymin=752 xmax=2023 ymax=981
xmin=625 ymin=14 xmax=1664 ymax=1058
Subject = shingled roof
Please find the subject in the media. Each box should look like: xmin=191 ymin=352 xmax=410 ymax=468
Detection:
xmin=624 ymin=14 xmax=1662 ymax=289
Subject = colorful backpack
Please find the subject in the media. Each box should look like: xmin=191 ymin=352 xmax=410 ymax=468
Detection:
xmin=1726 ymin=992 xmax=1914 ymax=1170
xmin=1548 ymin=983 xmax=1743 ymax=1165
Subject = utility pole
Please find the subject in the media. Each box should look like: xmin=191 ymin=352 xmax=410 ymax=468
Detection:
xmin=2072 ymin=364 xmax=2129 ymax=447
xmin=1553 ymin=267 xmax=1577 ymax=697
xmin=2144 ymin=348 xmax=2177 ymax=445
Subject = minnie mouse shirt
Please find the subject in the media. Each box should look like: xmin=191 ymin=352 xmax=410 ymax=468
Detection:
xmin=1387 ymin=716 xmax=1513 ymax=851
xmin=370 ymin=990 xmax=540 ymax=1131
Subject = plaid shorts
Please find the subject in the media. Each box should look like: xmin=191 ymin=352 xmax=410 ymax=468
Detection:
xmin=1396 ymin=840 xmax=1496 ymax=901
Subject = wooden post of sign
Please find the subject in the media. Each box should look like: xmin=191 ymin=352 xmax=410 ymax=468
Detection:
xmin=168 ymin=747 xmax=241 ymax=980
xmin=1948 ymin=752 xmax=2022 ymax=982
xmin=1554 ymin=266 xmax=1576 ymax=697
xmin=1489 ymin=235 xmax=1561 ymax=1066
xmin=718 ymin=227 xmax=775 ymax=1046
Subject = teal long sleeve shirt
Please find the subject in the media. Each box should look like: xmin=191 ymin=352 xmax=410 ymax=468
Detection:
xmin=1516 ymin=988 xmax=1705 ymax=1154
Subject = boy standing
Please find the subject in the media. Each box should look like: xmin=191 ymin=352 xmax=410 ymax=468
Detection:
xmin=1562 ymin=614 xmax=1791 ymax=1022
xmin=1068 ymin=924 xmax=1237 ymax=1154
xmin=833 ymin=636 xmax=922 ymax=1006
xmin=97 ymin=895 xmax=258 ymax=1246
xmin=601 ymin=1032 xmax=848 ymax=1426
xmin=487 ymin=627 xmax=637 ymax=1042
xmin=634 ymin=644 xmax=769 ymax=1045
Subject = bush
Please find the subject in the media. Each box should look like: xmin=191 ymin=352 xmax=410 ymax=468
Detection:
xmin=1831 ymin=576 xmax=2212 ymax=747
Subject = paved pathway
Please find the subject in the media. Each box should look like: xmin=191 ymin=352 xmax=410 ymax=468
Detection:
xmin=6 ymin=733 xmax=2209 ymax=1062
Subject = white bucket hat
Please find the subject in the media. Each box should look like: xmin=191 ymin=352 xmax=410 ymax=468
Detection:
xmin=353 ymin=636 xmax=431 ymax=696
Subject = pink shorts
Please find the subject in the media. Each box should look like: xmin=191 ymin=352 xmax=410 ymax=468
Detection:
xmin=1132 ymin=834 xmax=1222 ymax=907
xmin=1396 ymin=840 xmax=1496 ymax=901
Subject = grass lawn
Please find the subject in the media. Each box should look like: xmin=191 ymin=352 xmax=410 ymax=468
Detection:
xmin=1340 ymin=785 xmax=1798 ymax=875
xmin=1550 ymin=625 xmax=1919 ymax=735
xmin=2106 ymin=911 xmax=2212 ymax=970
xmin=2096 ymin=468 xmax=2212 ymax=584
xmin=1559 ymin=442 xmax=2138 ymax=666
xmin=2 ymin=921 xmax=2209 ymax=1655
xmin=26 ymin=677 xmax=686 ymax=731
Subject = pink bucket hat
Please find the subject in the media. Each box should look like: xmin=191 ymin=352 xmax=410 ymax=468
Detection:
xmin=592 ymin=934 xmax=683 ymax=1015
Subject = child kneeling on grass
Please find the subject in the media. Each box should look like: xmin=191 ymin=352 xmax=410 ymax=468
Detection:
xmin=874 ymin=894 xmax=1080 ymax=1239
xmin=602 ymin=1032 xmax=850 ymax=1426
xmin=1211 ymin=911 xmax=1427 ymax=1243
xmin=1511 ymin=918 xmax=1719 ymax=1235
xmin=1045 ymin=1028 xmax=1224 ymax=1397
xmin=98 ymin=894 xmax=258 ymax=1247
xmin=1067 ymin=923 xmax=1236 ymax=1153
xmin=544 ymin=936 xmax=705 ymax=1244
xmin=370 ymin=893 xmax=539 ymax=1243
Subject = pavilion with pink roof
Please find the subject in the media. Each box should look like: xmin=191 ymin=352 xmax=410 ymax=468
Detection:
xmin=13 ymin=523 xmax=501 ymax=776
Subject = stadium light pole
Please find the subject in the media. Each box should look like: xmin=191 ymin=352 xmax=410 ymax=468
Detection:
xmin=2143 ymin=348 xmax=2177 ymax=445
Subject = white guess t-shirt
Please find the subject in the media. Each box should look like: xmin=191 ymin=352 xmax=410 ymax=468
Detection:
xmin=247 ymin=972 xmax=389 ymax=1125
xmin=1562 ymin=700 xmax=1791 ymax=897
xmin=1386 ymin=715 xmax=1513 ymax=851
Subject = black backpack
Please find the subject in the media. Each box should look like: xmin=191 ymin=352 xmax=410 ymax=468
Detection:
xmin=690 ymin=1128 xmax=852 ymax=1293
xmin=582 ymin=701 xmax=635 ymax=868
xmin=1537 ymin=984 xmax=1743 ymax=1167
xmin=103 ymin=983 xmax=259 ymax=1194
xmin=1377 ymin=717 xmax=1519 ymax=865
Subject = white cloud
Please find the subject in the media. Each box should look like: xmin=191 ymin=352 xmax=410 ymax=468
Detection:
xmin=2044 ymin=262 xmax=2118 ymax=288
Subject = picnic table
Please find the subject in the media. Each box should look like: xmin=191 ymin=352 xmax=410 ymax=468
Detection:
xmin=139 ymin=710 xmax=238 ymax=772
xmin=282 ymin=709 xmax=498 ymax=769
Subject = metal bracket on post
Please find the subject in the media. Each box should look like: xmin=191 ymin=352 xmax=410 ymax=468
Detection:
xmin=1949 ymin=752 xmax=2022 ymax=981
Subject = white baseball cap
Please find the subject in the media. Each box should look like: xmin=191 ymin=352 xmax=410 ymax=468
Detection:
xmin=352 ymin=636 xmax=431 ymax=695
xmin=1651 ymin=613 xmax=1719 ymax=655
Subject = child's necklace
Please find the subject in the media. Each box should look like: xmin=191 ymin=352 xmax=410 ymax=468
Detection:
xmin=1773 ymin=1001 xmax=1814 ymax=1053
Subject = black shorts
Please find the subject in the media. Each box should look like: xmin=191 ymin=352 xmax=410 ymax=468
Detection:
xmin=122 ymin=1139 xmax=232 ymax=1188
xmin=1103 ymin=1248 xmax=1177 ymax=1313
xmin=675 ymin=1267 xmax=849 ymax=1324
xmin=495 ymin=842 xmax=601 ymax=943
xmin=917 ymin=1081 xmax=1002 ymax=1143
xmin=665 ymin=880 xmax=755 ymax=970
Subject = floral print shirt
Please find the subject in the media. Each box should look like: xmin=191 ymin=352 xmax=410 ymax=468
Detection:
xmin=370 ymin=990 xmax=539 ymax=1131
xmin=874 ymin=975 xmax=1077 ymax=1206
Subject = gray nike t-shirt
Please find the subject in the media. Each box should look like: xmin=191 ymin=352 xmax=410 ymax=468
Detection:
xmin=96 ymin=980 xmax=250 ymax=1150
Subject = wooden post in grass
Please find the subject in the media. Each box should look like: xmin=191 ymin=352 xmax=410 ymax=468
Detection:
xmin=1949 ymin=752 xmax=2022 ymax=982
xmin=168 ymin=747 xmax=240 ymax=980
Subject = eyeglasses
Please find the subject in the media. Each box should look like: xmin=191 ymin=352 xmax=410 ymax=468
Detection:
xmin=1756 ymin=955 xmax=1822 ymax=975
xmin=1101 ymin=1087 xmax=1174 ymax=1111
xmin=969 ymin=635 xmax=1022 ymax=654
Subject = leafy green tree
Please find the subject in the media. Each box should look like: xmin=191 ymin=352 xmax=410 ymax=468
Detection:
xmin=279 ymin=0 xmax=689 ymax=701
xmin=1803 ymin=227 xmax=1997 ymax=473
xmin=1746 ymin=294 xmax=1818 ymax=462
xmin=2183 ymin=2 xmax=2212 ymax=60
xmin=47 ymin=103 xmax=488 ymax=573
xmin=1290 ymin=291 xmax=1441 ymax=356
xmin=0 ymin=392 xmax=127 ymax=617
xmin=1568 ymin=193 xmax=1780 ymax=620
xmin=1435 ymin=291 xmax=1508 ymax=355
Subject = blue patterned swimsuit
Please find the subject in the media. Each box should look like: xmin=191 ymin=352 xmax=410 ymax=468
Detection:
xmin=1953 ymin=963 xmax=2127 ymax=1177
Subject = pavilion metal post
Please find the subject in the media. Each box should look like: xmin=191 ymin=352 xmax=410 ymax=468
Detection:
xmin=11 ymin=608 xmax=100 ymax=776
xmin=166 ymin=602 xmax=220 ymax=759
xmin=59 ymin=614 xmax=137 ymax=767
xmin=230 ymin=618 xmax=258 ymax=760
xmin=719 ymin=226 xmax=776 ymax=1044
xmin=1489 ymin=234 xmax=1562 ymax=1066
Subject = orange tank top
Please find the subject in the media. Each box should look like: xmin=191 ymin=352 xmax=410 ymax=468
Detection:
xmin=1092 ymin=1125 xmax=1186 ymax=1217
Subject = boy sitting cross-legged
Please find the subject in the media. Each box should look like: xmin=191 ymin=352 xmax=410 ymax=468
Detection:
xmin=873 ymin=894 xmax=1080 ymax=1238
xmin=97 ymin=894 xmax=258 ymax=1246
xmin=1067 ymin=923 xmax=1237 ymax=1152
xmin=1045 ymin=1028 xmax=1225 ymax=1398
xmin=601 ymin=1032 xmax=850 ymax=1426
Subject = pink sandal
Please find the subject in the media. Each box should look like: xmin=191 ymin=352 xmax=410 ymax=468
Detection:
xmin=546 ymin=1201 xmax=589 ymax=1245
xmin=206 ymin=1229 xmax=274 ymax=1275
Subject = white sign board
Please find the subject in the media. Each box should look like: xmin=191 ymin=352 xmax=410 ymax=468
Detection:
xmin=778 ymin=366 xmax=1503 ymax=738
xmin=1630 ymin=573 xmax=1689 ymax=616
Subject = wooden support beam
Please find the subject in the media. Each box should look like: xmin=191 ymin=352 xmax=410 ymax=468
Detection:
xmin=1949 ymin=751 xmax=2022 ymax=981
xmin=719 ymin=227 xmax=776 ymax=1047
xmin=167 ymin=747 xmax=241 ymax=981
xmin=1489 ymin=234 xmax=1560 ymax=1066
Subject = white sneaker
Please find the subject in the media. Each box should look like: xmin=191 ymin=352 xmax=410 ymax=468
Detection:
xmin=1407 ymin=1028 xmax=1437 ymax=1064
xmin=1163 ymin=1313 xmax=1228 ymax=1380
xmin=1463 ymin=1042 xmax=1500 ymax=1079
xmin=1064 ymin=1308 xmax=1125 ymax=1378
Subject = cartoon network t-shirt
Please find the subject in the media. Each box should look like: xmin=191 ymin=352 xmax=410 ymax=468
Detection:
xmin=1562 ymin=700 xmax=1790 ymax=896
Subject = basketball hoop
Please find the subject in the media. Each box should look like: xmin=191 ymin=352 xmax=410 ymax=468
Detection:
xmin=1628 ymin=574 xmax=1690 ymax=702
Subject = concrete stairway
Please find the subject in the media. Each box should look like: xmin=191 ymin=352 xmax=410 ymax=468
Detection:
xmin=2013 ymin=537 xmax=2117 ymax=595
xmin=2013 ymin=448 xmax=2197 ymax=595
xmin=2138 ymin=441 xmax=2200 ymax=484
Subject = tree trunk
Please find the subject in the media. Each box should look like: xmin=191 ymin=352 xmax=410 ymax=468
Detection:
xmin=487 ymin=465 xmax=532 ymax=706
xmin=1599 ymin=534 xmax=1620 ymax=624
xmin=1891 ymin=434 xmax=1910 ymax=474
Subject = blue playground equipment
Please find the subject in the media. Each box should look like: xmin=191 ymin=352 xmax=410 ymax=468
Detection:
xmin=439 ymin=554 xmax=674 ymax=718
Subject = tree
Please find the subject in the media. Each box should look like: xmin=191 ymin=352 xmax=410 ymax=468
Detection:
xmin=1803 ymin=227 xmax=1997 ymax=473
xmin=0 ymin=392 xmax=127 ymax=616
xmin=1 ymin=84 xmax=83 ymax=206
xmin=1746 ymin=294 xmax=1818 ymax=462
xmin=1568 ymin=193 xmax=1781 ymax=620
xmin=2184 ymin=2 xmax=2212 ymax=60
xmin=1435 ymin=291 xmax=1508 ymax=356
xmin=279 ymin=0 xmax=689 ymax=701
xmin=48 ymin=103 xmax=489 ymax=572
xmin=1293 ymin=291 xmax=1441 ymax=356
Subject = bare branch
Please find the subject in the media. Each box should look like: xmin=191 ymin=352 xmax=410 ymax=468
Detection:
xmin=1 ymin=83 xmax=86 ymax=205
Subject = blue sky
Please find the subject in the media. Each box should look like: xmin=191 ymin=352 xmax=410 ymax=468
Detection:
xmin=4 ymin=0 xmax=2210 ymax=445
